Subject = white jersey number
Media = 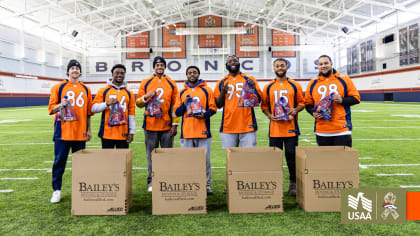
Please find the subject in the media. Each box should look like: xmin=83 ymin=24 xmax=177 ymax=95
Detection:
xmin=317 ymin=84 xmax=338 ymax=99
xmin=108 ymin=94 xmax=127 ymax=112
xmin=226 ymin=82 xmax=244 ymax=100
xmin=66 ymin=90 xmax=85 ymax=108
xmin=273 ymin=90 xmax=289 ymax=104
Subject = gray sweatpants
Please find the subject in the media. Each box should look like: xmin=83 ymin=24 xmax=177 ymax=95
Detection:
xmin=145 ymin=130 xmax=174 ymax=186
xmin=220 ymin=131 xmax=257 ymax=149
xmin=180 ymin=138 xmax=212 ymax=188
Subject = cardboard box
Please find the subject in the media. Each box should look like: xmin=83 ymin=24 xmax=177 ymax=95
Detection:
xmin=152 ymin=148 xmax=207 ymax=215
xmin=71 ymin=149 xmax=132 ymax=215
xmin=296 ymin=146 xmax=359 ymax=212
xmin=226 ymin=147 xmax=283 ymax=213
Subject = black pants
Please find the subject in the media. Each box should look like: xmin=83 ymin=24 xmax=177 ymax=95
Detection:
xmin=101 ymin=138 xmax=129 ymax=149
xmin=269 ymin=136 xmax=298 ymax=183
xmin=316 ymin=135 xmax=352 ymax=147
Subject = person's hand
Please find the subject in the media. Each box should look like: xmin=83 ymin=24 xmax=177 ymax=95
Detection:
xmin=193 ymin=113 xmax=205 ymax=119
xmin=86 ymin=129 xmax=92 ymax=141
xmin=126 ymin=134 xmax=133 ymax=143
xmin=248 ymin=79 xmax=257 ymax=89
xmin=288 ymin=108 xmax=298 ymax=116
xmin=145 ymin=91 xmax=156 ymax=100
xmin=268 ymin=114 xmax=281 ymax=121
xmin=169 ymin=125 xmax=178 ymax=137
xmin=222 ymin=82 xmax=229 ymax=94
xmin=61 ymin=98 xmax=69 ymax=107
xmin=313 ymin=111 xmax=323 ymax=119
xmin=332 ymin=94 xmax=343 ymax=104
xmin=106 ymin=98 xmax=118 ymax=106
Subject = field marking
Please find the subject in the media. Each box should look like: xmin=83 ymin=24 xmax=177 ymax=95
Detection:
xmin=0 ymin=108 xmax=45 ymax=112
xmin=352 ymin=110 xmax=375 ymax=112
xmin=376 ymin=173 xmax=413 ymax=176
xmin=0 ymin=119 xmax=32 ymax=124
xmin=400 ymin=185 xmax=420 ymax=188
xmin=0 ymin=190 xmax=13 ymax=193
xmin=392 ymin=115 xmax=420 ymax=118
xmin=359 ymin=163 xmax=420 ymax=169
xmin=359 ymin=157 xmax=373 ymax=160
xmin=1 ymin=177 xmax=39 ymax=180
xmin=0 ymin=130 xmax=52 ymax=134
xmin=300 ymin=127 xmax=420 ymax=129
xmin=0 ymin=168 xmax=50 ymax=171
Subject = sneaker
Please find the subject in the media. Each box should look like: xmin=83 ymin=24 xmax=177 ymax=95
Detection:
xmin=50 ymin=190 xmax=61 ymax=203
xmin=207 ymin=188 xmax=213 ymax=196
xmin=288 ymin=182 xmax=296 ymax=197
xmin=148 ymin=186 xmax=152 ymax=192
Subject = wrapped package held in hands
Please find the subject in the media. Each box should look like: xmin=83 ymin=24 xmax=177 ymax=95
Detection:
xmin=186 ymin=95 xmax=205 ymax=117
xmin=273 ymin=97 xmax=293 ymax=121
xmin=312 ymin=93 xmax=334 ymax=121
xmin=108 ymin=101 xmax=127 ymax=126
xmin=145 ymin=94 xmax=162 ymax=117
xmin=237 ymin=82 xmax=259 ymax=107
xmin=60 ymin=96 xmax=78 ymax=122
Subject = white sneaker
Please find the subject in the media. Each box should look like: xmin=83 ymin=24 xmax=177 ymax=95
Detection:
xmin=50 ymin=190 xmax=61 ymax=203
xmin=148 ymin=186 xmax=152 ymax=192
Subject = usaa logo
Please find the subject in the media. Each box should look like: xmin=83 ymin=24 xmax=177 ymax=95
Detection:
xmin=347 ymin=192 xmax=372 ymax=221
xmin=188 ymin=206 xmax=204 ymax=211
xmin=265 ymin=205 xmax=281 ymax=210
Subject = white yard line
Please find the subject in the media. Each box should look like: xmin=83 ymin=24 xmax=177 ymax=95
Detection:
xmin=359 ymin=163 xmax=420 ymax=169
xmin=0 ymin=119 xmax=33 ymax=124
xmin=0 ymin=190 xmax=13 ymax=193
xmin=359 ymin=157 xmax=373 ymax=160
xmin=376 ymin=173 xmax=413 ymax=176
xmin=400 ymin=185 xmax=420 ymax=188
xmin=0 ymin=131 xmax=52 ymax=134
xmin=0 ymin=168 xmax=50 ymax=171
xmin=1 ymin=177 xmax=39 ymax=180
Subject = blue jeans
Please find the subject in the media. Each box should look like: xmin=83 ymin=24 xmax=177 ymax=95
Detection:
xmin=52 ymin=140 xmax=85 ymax=190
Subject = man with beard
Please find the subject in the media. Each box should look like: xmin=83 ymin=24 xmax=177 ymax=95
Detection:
xmin=48 ymin=59 xmax=93 ymax=203
xmin=136 ymin=56 xmax=179 ymax=192
xmin=174 ymin=66 xmax=217 ymax=195
xmin=214 ymin=55 xmax=262 ymax=148
xmin=91 ymin=64 xmax=135 ymax=148
xmin=261 ymin=58 xmax=304 ymax=196
xmin=305 ymin=55 xmax=360 ymax=147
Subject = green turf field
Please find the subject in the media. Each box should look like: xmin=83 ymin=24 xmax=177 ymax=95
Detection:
xmin=0 ymin=102 xmax=419 ymax=235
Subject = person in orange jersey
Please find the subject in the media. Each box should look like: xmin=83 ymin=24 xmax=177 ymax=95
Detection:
xmin=214 ymin=55 xmax=262 ymax=148
xmin=261 ymin=58 xmax=305 ymax=196
xmin=48 ymin=59 xmax=93 ymax=203
xmin=91 ymin=64 xmax=135 ymax=148
xmin=136 ymin=56 xmax=179 ymax=192
xmin=174 ymin=66 xmax=217 ymax=195
xmin=305 ymin=55 xmax=360 ymax=147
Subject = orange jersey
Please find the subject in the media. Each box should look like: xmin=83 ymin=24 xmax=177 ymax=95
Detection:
xmin=304 ymin=72 xmax=360 ymax=133
xmin=137 ymin=74 xmax=178 ymax=131
xmin=48 ymin=80 xmax=93 ymax=141
xmin=93 ymin=85 xmax=135 ymax=140
xmin=261 ymin=78 xmax=305 ymax=137
xmin=174 ymin=80 xmax=217 ymax=139
xmin=214 ymin=73 xmax=263 ymax=133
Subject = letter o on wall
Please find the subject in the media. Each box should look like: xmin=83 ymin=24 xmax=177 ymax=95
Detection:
xmin=167 ymin=61 xmax=181 ymax=72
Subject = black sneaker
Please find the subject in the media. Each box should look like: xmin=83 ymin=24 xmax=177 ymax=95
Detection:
xmin=288 ymin=182 xmax=296 ymax=197
xmin=207 ymin=188 xmax=214 ymax=195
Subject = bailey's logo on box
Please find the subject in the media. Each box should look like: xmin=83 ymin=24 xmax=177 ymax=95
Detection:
xmin=159 ymin=182 xmax=200 ymax=191
xmin=341 ymin=188 xmax=406 ymax=224
xmin=236 ymin=181 xmax=278 ymax=190
xmin=79 ymin=182 xmax=120 ymax=192
xmin=312 ymin=180 xmax=354 ymax=189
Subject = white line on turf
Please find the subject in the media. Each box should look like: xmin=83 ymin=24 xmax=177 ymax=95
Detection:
xmin=1 ymin=177 xmax=39 ymax=180
xmin=359 ymin=157 xmax=373 ymax=160
xmin=0 ymin=168 xmax=50 ymax=171
xmin=0 ymin=119 xmax=32 ymax=124
xmin=359 ymin=163 xmax=420 ymax=169
xmin=0 ymin=190 xmax=13 ymax=193
xmin=392 ymin=115 xmax=420 ymax=118
xmin=400 ymin=185 xmax=420 ymax=188
xmin=376 ymin=173 xmax=413 ymax=176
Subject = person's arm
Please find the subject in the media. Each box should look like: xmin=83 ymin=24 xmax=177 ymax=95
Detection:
xmin=86 ymin=115 xmax=92 ymax=141
xmin=215 ymin=82 xmax=229 ymax=108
